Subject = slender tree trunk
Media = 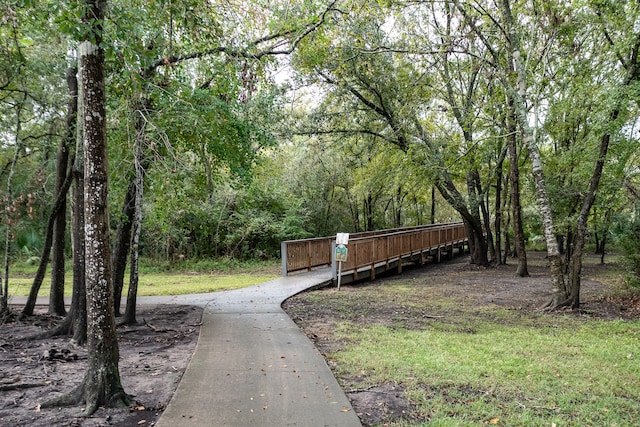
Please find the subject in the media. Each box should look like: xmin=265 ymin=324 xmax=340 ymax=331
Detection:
xmin=494 ymin=153 xmax=504 ymax=265
xmin=112 ymin=180 xmax=135 ymax=316
xmin=502 ymin=209 xmax=512 ymax=264
xmin=70 ymin=135 xmax=87 ymax=344
xmin=123 ymin=99 xmax=148 ymax=325
xmin=1 ymin=94 xmax=26 ymax=316
xmin=68 ymin=63 xmax=87 ymax=345
xmin=365 ymin=193 xmax=374 ymax=231
xmin=507 ymin=99 xmax=529 ymax=277
xmin=567 ymin=123 xmax=616 ymax=308
xmin=49 ymin=141 xmax=68 ymax=316
xmin=475 ymin=173 xmax=495 ymax=262
xmin=33 ymin=66 xmax=87 ymax=343
xmin=430 ymin=185 xmax=436 ymax=224
xmin=21 ymin=163 xmax=74 ymax=317
xmin=597 ymin=208 xmax=612 ymax=264
xmin=49 ymin=67 xmax=78 ymax=316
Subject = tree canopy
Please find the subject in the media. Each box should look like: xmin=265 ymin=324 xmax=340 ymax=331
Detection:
xmin=1 ymin=0 xmax=640 ymax=311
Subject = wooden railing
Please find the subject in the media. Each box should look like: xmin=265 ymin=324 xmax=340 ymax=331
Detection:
xmin=281 ymin=222 xmax=468 ymax=279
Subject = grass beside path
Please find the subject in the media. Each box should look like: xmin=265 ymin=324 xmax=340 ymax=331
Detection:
xmin=284 ymin=253 xmax=640 ymax=427
xmin=7 ymin=259 xmax=280 ymax=297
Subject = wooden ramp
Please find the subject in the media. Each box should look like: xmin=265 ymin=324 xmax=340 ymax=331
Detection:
xmin=281 ymin=222 xmax=468 ymax=285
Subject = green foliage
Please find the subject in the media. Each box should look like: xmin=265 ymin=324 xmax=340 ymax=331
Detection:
xmin=4 ymin=0 xmax=640 ymax=270
xmin=142 ymin=165 xmax=313 ymax=261
xmin=616 ymin=217 xmax=640 ymax=287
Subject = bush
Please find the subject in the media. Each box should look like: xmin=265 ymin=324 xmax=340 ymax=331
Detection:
xmin=618 ymin=218 xmax=640 ymax=287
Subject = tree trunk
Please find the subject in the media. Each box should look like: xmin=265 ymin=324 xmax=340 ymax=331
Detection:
xmin=48 ymin=66 xmax=78 ymax=317
xmin=434 ymin=177 xmax=489 ymax=266
xmin=597 ymin=208 xmax=612 ymax=264
xmin=507 ymin=98 xmax=529 ymax=277
xmin=1 ymin=94 xmax=26 ymax=316
xmin=494 ymin=151 xmax=504 ymax=265
xmin=44 ymin=6 xmax=129 ymax=412
xmin=21 ymin=165 xmax=74 ymax=317
xmin=502 ymin=208 xmax=512 ymax=264
xmin=501 ymin=0 xmax=561 ymax=299
xmin=123 ymin=99 xmax=148 ymax=325
xmin=70 ymin=133 xmax=87 ymax=345
xmin=476 ymin=173 xmax=495 ymax=263
xmin=364 ymin=193 xmax=374 ymax=231
xmin=430 ymin=185 xmax=436 ymax=224
xmin=37 ymin=66 xmax=87 ymax=343
xmin=112 ymin=180 xmax=135 ymax=316
xmin=79 ymin=32 xmax=129 ymax=412
xmin=567 ymin=122 xmax=617 ymax=308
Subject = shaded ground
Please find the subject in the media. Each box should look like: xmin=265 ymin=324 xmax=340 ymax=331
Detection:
xmin=282 ymin=252 xmax=640 ymax=427
xmin=0 ymin=304 xmax=202 ymax=426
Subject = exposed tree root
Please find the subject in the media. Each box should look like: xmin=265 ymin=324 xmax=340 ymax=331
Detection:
xmin=22 ymin=314 xmax=72 ymax=341
xmin=41 ymin=374 xmax=131 ymax=416
xmin=542 ymin=296 xmax=580 ymax=312
xmin=0 ymin=382 xmax=46 ymax=391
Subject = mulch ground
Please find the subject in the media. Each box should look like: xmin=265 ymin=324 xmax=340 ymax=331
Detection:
xmin=0 ymin=304 xmax=202 ymax=426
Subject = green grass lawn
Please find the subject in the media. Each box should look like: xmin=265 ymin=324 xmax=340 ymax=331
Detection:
xmin=6 ymin=259 xmax=280 ymax=297
xmin=333 ymin=315 xmax=639 ymax=426
xmin=285 ymin=254 xmax=640 ymax=426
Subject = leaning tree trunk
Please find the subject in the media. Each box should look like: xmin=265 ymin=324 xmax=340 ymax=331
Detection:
xmin=435 ymin=177 xmax=489 ymax=266
xmin=566 ymin=22 xmax=640 ymax=306
xmin=567 ymin=115 xmax=618 ymax=308
xmin=44 ymin=6 xmax=129 ymax=413
xmin=21 ymin=162 xmax=74 ymax=317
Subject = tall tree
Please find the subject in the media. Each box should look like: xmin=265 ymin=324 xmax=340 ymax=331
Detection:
xmin=292 ymin=1 xmax=492 ymax=264
xmin=44 ymin=0 xmax=129 ymax=413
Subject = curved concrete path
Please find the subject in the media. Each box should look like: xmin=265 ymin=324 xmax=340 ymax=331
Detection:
xmin=153 ymin=270 xmax=362 ymax=427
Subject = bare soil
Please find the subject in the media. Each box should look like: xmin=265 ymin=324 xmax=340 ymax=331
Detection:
xmin=1 ymin=252 xmax=637 ymax=427
xmin=0 ymin=304 xmax=202 ymax=427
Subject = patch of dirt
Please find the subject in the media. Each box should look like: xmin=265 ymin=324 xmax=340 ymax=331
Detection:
xmin=347 ymin=383 xmax=421 ymax=426
xmin=283 ymin=252 xmax=640 ymax=426
xmin=0 ymin=304 xmax=202 ymax=426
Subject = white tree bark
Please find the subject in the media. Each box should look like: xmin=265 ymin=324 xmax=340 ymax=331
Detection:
xmin=499 ymin=0 xmax=567 ymax=305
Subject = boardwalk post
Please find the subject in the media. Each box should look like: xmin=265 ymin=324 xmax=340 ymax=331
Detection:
xmin=281 ymin=241 xmax=288 ymax=276
xmin=331 ymin=240 xmax=337 ymax=281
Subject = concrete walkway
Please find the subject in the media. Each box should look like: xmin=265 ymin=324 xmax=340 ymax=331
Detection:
xmin=153 ymin=270 xmax=362 ymax=427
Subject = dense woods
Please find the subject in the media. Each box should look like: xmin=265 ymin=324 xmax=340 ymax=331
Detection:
xmin=1 ymin=0 xmax=639 ymax=296
xmin=1 ymin=1 xmax=640 ymax=410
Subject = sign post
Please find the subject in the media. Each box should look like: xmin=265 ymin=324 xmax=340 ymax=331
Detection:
xmin=335 ymin=233 xmax=349 ymax=290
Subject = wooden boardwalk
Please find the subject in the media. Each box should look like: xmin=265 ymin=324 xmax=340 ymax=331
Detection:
xmin=281 ymin=222 xmax=468 ymax=285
